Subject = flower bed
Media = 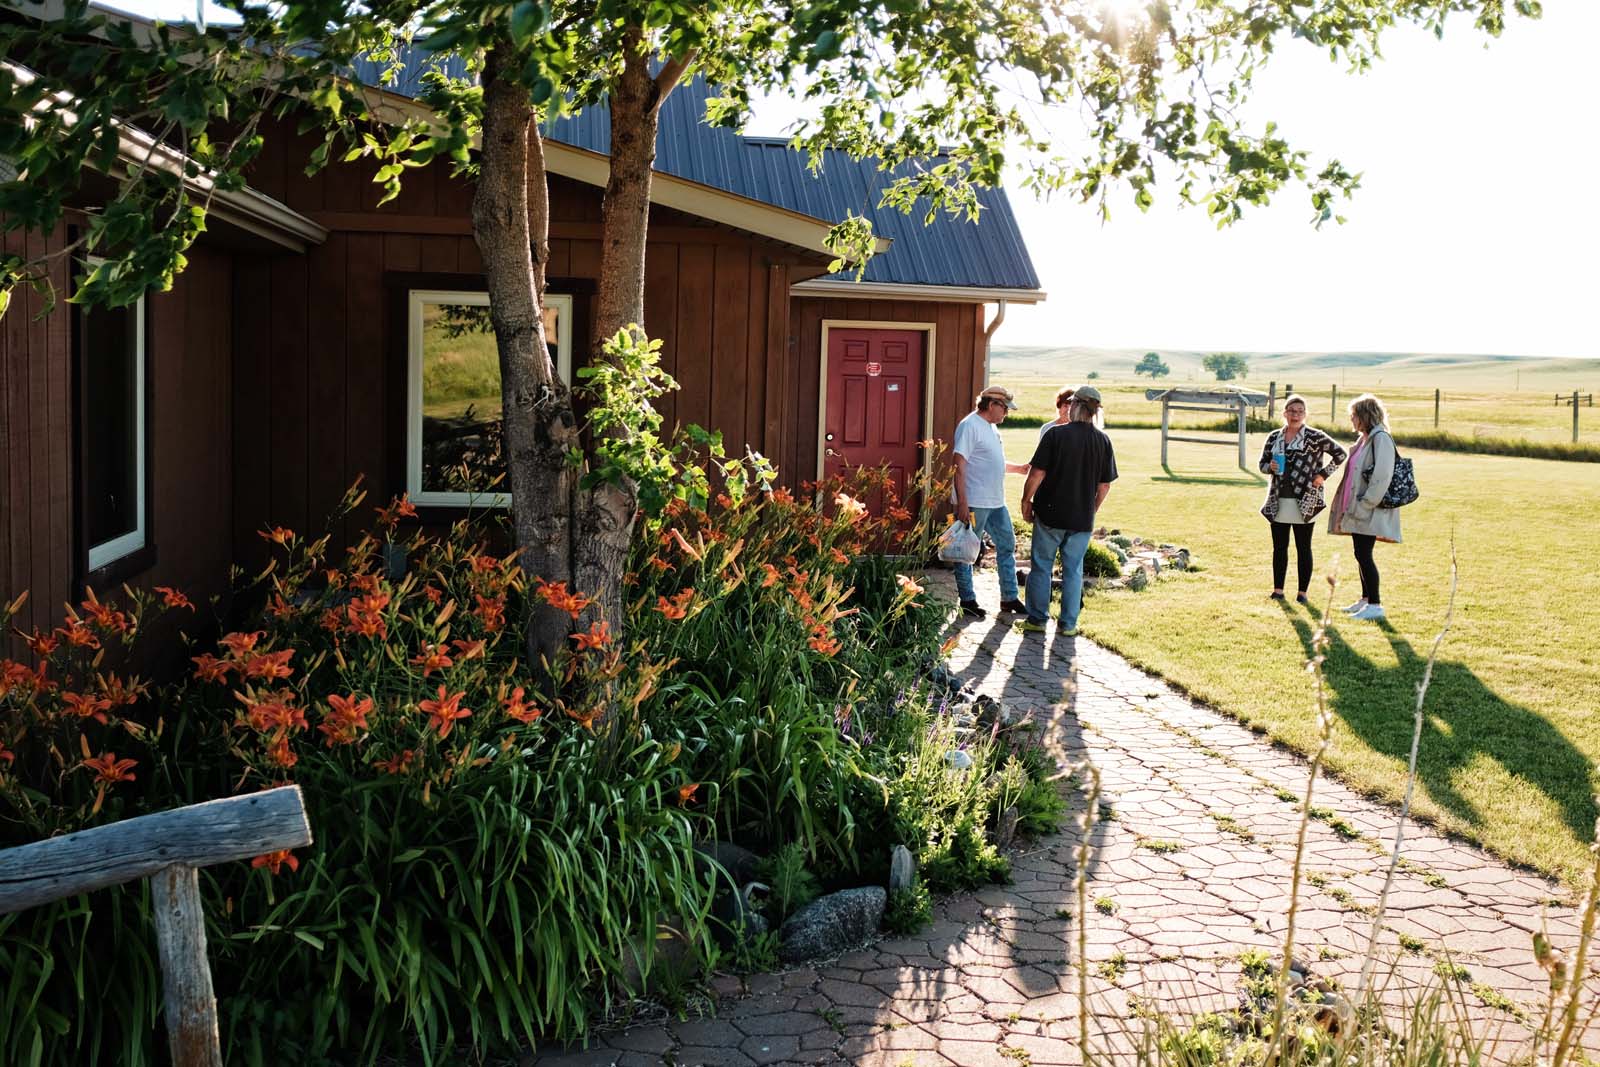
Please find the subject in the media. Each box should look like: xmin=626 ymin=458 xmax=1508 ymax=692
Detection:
xmin=0 ymin=467 xmax=1064 ymax=1065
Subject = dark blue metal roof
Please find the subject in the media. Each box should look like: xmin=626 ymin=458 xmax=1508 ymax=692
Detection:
xmin=352 ymin=54 xmax=1041 ymax=291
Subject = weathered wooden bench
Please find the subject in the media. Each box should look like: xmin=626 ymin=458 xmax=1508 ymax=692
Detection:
xmin=0 ymin=786 xmax=312 ymax=1067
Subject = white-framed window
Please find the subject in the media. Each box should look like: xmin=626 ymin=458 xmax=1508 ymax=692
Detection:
xmin=81 ymin=260 xmax=148 ymax=571
xmin=405 ymin=289 xmax=573 ymax=508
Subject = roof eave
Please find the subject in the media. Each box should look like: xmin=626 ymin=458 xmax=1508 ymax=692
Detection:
xmin=790 ymin=278 xmax=1047 ymax=304
xmin=5 ymin=60 xmax=327 ymax=253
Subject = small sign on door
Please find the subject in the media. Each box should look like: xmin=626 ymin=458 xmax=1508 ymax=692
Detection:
xmin=866 ymin=361 xmax=882 ymax=377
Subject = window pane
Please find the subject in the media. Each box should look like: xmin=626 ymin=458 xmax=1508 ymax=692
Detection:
xmin=83 ymin=301 xmax=138 ymax=549
xmin=418 ymin=299 xmax=560 ymax=496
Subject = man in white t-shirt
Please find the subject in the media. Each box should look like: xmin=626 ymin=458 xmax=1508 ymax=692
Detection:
xmin=951 ymin=386 xmax=1030 ymax=618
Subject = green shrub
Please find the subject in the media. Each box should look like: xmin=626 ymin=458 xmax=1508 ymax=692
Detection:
xmin=757 ymin=842 xmax=821 ymax=923
xmin=1084 ymin=541 xmax=1122 ymax=579
xmin=886 ymin=705 xmax=1011 ymax=893
xmin=883 ymin=879 xmax=933 ymax=935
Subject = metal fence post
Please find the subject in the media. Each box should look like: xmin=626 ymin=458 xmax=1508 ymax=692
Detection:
xmin=1331 ymin=384 xmax=1339 ymax=422
xmin=1434 ymin=388 xmax=1441 ymax=429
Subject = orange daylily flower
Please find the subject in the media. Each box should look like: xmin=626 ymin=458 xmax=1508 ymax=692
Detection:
xmin=565 ymin=705 xmax=603 ymax=734
xmin=807 ymin=628 xmax=841 ymax=657
xmin=535 ymin=579 xmax=592 ymax=618
xmin=99 ymin=674 xmax=145 ymax=708
xmin=655 ymin=589 xmax=694 ymax=621
xmin=423 ymin=584 xmax=444 ymax=605
xmin=409 ymin=644 xmax=454 ymax=677
xmin=834 ymin=492 xmax=868 ymax=520
xmin=771 ymin=487 xmax=795 ymax=505
xmin=60 ymin=621 xmax=99 ymax=649
xmin=419 ymin=686 xmax=472 ymax=739
xmin=470 ymin=554 xmax=500 ymax=574
xmin=319 ymin=693 xmax=373 ymax=746
xmin=246 ymin=698 xmax=308 ymax=734
xmin=503 ymin=686 xmax=541 ymax=724
xmin=219 ymin=631 xmax=264 ymax=658
xmin=373 ymin=749 xmax=417 ymax=775
xmin=251 ymin=849 xmax=300 ymax=876
xmin=192 ymin=654 xmax=231 ymax=682
xmin=761 ymin=563 xmax=780 ymax=588
xmin=570 ymin=620 xmax=611 ymax=651
xmin=829 ymin=548 xmax=850 ymax=565
xmin=243 ymin=649 xmax=295 ymax=681
xmin=62 ymin=691 xmax=115 ymax=724
xmin=81 ymin=750 xmax=138 ymax=785
xmin=24 ymin=629 xmax=59 ymax=656
xmin=887 ymin=506 xmax=912 ymax=523
xmin=265 ymin=734 xmax=298 ymax=769
xmin=259 ymin=526 xmax=294 ymax=545
xmin=895 ymin=574 xmax=925 ymax=597
xmin=154 ymin=586 xmax=194 ymax=610
xmin=0 ymin=742 xmax=14 ymax=768
xmin=474 ymin=594 xmax=506 ymax=633
xmin=676 ymin=783 xmax=700 ymax=807
xmin=450 ymin=638 xmax=486 ymax=661
xmin=80 ymin=589 xmax=129 ymax=633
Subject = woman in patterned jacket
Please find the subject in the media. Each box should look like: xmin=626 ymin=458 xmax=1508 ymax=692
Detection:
xmin=1258 ymin=394 xmax=1347 ymax=604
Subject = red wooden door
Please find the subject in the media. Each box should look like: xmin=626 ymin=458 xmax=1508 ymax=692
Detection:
xmin=822 ymin=327 xmax=925 ymax=511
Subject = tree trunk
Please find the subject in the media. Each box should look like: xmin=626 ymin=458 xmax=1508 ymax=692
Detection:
xmin=572 ymin=40 xmax=686 ymax=637
xmin=472 ymin=40 xmax=578 ymax=666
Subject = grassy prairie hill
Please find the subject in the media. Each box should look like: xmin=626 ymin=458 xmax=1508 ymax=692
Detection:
xmin=991 ymin=347 xmax=1600 ymax=446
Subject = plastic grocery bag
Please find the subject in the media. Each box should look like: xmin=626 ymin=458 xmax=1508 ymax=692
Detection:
xmin=937 ymin=520 xmax=981 ymax=565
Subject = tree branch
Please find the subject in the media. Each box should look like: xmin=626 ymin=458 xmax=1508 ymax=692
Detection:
xmin=652 ymin=49 xmax=696 ymax=106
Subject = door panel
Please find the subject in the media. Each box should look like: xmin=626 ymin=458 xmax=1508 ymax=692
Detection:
xmin=823 ymin=327 xmax=925 ymax=515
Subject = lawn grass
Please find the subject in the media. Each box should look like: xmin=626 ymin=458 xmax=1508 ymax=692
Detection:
xmin=999 ymin=426 xmax=1600 ymax=888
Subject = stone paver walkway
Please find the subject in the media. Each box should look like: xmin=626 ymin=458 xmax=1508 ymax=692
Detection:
xmin=537 ymin=572 xmax=1593 ymax=1066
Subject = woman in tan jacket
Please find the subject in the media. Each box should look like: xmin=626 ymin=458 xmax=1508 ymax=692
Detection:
xmin=1327 ymin=393 xmax=1401 ymax=621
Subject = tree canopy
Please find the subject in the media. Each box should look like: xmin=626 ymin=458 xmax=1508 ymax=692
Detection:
xmin=1203 ymin=352 xmax=1250 ymax=381
xmin=1135 ymin=352 xmax=1171 ymax=379
xmin=0 ymin=0 xmax=1542 ymax=311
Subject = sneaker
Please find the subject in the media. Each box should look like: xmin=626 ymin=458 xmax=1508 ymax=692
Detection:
xmin=1019 ymin=618 xmax=1048 ymax=634
xmin=997 ymin=599 xmax=1026 ymax=615
xmin=1268 ymin=591 xmax=1286 ymax=601
xmin=1295 ymin=593 xmax=1310 ymax=605
xmin=960 ymin=600 xmax=987 ymax=619
xmin=1343 ymin=598 xmax=1368 ymax=614
xmin=1351 ymin=603 xmax=1387 ymax=621
xmin=1060 ymin=626 xmax=1080 ymax=638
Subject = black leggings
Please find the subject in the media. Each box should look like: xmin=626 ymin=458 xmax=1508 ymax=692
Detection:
xmin=1351 ymin=533 xmax=1381 ymax=605
xmin=1270 ymin=521 xmax=1315 ymax=594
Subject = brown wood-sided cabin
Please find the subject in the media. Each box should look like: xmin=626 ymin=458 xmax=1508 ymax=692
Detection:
xmin=0 ymin=39 xmax=1044 ymax=641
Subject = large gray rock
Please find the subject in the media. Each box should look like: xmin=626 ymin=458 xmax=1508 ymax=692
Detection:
xmin=778 ymin=887 xmax=886 ymax=963
xmin=694 ymin=840 xmax=762 ymax=887
xmin=888 ymin=845 xmax=916 ymax=892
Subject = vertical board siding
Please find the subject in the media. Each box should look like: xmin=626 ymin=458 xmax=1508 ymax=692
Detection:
xmin=342 ymin=234 xmax=386 ymax=547
xmin=267 ymin=255 xmax=311 ymax=537
xmin=643 ymin=242 xmax=681 ymax=432
xmin=306 ymin=234 xmax=350 ymax=530
xmin=674 ymin=244 xmax=716 ymax=432
xmin=1 ymin=220 xmax=233 ymax=649
xmin=710 ymin=243 xmax=750 ymax=450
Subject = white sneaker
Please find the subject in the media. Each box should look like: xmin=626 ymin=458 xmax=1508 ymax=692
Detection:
xmin=1351 ymin=603 xmax=1386 ymax=621
xmin=1343 ymin=598 xmax=1368 ymax=614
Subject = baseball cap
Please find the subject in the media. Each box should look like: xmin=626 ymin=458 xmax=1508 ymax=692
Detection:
xmin=978 ymin=386 xmax=1018 ymax=410
xmin=1073 ymin=385 xmax=1103 ymax=405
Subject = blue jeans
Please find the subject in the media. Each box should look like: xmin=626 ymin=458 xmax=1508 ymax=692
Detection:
xmin=1026 ymin=523 xmax=1091 ymax=630
xmin=953 ymin=506 xmax=1019 ymax=604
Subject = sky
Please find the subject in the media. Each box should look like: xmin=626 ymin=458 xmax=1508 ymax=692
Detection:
xmin=114 ymin=1 xmax=1599 ymax=359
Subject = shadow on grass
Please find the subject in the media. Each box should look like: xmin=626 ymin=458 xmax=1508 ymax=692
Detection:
xmin=1289 ymin=613 xmax=1597 ymax=852
xmin=1151 ymin=464 xmax=1266 ymax=487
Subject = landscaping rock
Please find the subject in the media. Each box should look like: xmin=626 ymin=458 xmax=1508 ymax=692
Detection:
xmin=694 ymin=840 xmax=763 ymax=888
xmin=888 ymin=845 xmax=916 ymax=892
xmin=944 ymin=749 xmax=974 ymax=771
xmin=777 ymin=887 xmax=887 ymax=963
xmin=996 ymin=805 xmax=1020 ymax=848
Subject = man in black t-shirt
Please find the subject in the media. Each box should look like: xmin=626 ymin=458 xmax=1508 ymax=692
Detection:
xmin=1020 ymin=386 xmax=1118 ymax=636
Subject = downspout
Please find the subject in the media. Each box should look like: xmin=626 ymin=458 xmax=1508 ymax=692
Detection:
xmin=981 ymin=299 xmax=1008 ymax=387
